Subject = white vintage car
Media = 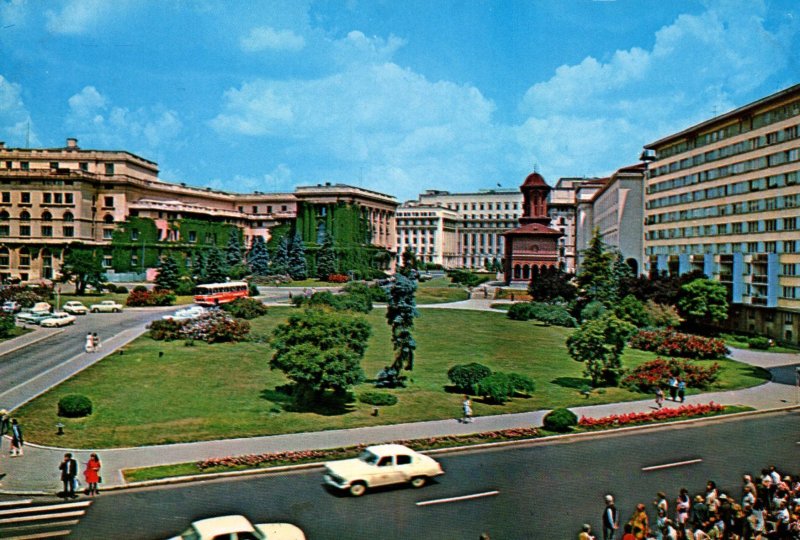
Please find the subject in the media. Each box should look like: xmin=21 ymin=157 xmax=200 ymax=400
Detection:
xmin=167 ymin=514 xmax=305 ymax=540
xmin=89 ymin=300 xmax=123 ymax=313
xmin=40 ymin=312 xmax=77 ymax=327
xmin=324 ymin=444 xmax=444 ymax=496
xmin=62 ymin=301 xmax=89 ymax=315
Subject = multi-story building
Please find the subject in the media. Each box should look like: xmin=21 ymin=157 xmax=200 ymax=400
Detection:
xmin=395 ymin=203 xmax=460 ymax=268
xmin=549 ymin=177 xmax=604 ymax=274
xmin=0 ymin=138 xmax=397 ymax=282
xmin=643 ymin=84 xmax=800 ymax=343
xmin=414 ymin=188 xmax=523 ymax=269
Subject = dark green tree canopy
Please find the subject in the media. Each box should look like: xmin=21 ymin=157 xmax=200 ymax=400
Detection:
xmin=247 ymin=236 xmax=270 ymax=276
xmin=386 ymin=274 xmax=419 ymax=374
xmin=154 ymin=253 xmax=180 ymax=291
xmin=203 ymin=247 xmax=228 ymax=284
xmin=288 ymin=232 xmax=308 ymax=280
xmin=677 ymin=278 xmax=729 ymax=329
xmin=566 ymin=312 xmax=636 ymax=387
xmin=60 ymin=245 xmax=106 ymax=295
xmin=272 ymin=236 xmax=290 ymax=275
xmin=576 ymin=228 xmax=616 ymax=305
xmin=528 ymin=267 xmax=576 ymax=303
xmin=226 ymin=229 xmax=243 ymax=268
xmin=316 ymin=232 xmax=337 ymax=279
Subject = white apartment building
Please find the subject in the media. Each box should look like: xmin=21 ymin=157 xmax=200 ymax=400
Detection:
xmin=395 ymin=204 xmax=460 ymax=268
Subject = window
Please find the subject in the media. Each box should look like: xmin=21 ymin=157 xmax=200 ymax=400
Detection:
xmin=784 ymin=241 xmax=797 ymax=253
xmin=43 ymin=193 xmax=52 ymax=204
xmin=65 ymin=193 xmax=73 ymax=204
xmin=41 ymin=225 xmax=53 ymax=237
xmin=19 ymin=211 xmax=30 ymax=221
xmin=281 ymin=205 xmax=287 ymax=211
xmin=786 ymin=313 xmax=794 ymax=324
xmin=102 ymin=256 xmax=113 ymax=268
xmin=396 ymin=455 xmax=412 ymax=465
xmin=54 ymin=193 xmax=62 ymax=204
xmin=63 ymin=226 xmax=74 ymax=237
xmin=765 ymin=219 xmax=777 ymax=232
xmin=252 ymin=206 xmax=258 ymax=213
xmin=41 ymin=211 xmax=52 ymax=221
xmin=19 ymin=225 xmax=30 ymax=236
xmin=0 ymin=225 xmax=8 ymax=237
xmin=0 ymin=248 xmax=8 ymax=267
xmin=784 ymin=217 xmax=797 ymax=230
xmin=4 ymin=161 xmax=10 ymax=170
xmin=63 ymin=211 xmax=74 ymax=222
xmin=131 ymin=228 xmax=139 ymax=241
xmin=20 ymin=192 xmax=30 ymax=204
xmin=1 ymin=192 xmax=8 ymax=203
xmin=104 ymin=163 xmax=114 ymax=175
xmin=267 ymin=205 xmax=273 ymax=213
xmin=103 ymin=228 xmax=113 ymax=239
xmin=238 ymin=206 xmax=244 ymax=212
xmin=19 ymin=248 xmax=30 ymax=266
xmin=50 ymin=162 xmax=58 ymax=170
xmin=104 ymin=196 xmax=113 ymax=208
xmin=21 ymin=162 xmax=29 ymax=171
xmin=188 ymin=231 xmax=197 ymax=242
xmin=79 ymin=162 xmax=88 ymax=172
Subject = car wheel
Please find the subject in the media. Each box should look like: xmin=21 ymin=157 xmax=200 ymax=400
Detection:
xmin=410 ymin=476 xmax=427 ymax=488
xmin=92 ymin=308 xmax=98 ymax=313
xmin=113 ymin=308 xmax=120 ymax=313
xmin=349 ymin=482 xmax=367 ymax=497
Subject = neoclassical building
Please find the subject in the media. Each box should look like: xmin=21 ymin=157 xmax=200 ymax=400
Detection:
xmin=0 ymin=138 xmax=397 ymax=282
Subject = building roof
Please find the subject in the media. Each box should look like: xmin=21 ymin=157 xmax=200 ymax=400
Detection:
xmin=521 ymin=172 xmax=547 ymax=188
xmin=504 ymin=222 xmax=562 ymax=236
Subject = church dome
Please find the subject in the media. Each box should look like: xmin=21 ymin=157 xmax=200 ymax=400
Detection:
xmin=521 ymin=171 xmax=547 ymax=188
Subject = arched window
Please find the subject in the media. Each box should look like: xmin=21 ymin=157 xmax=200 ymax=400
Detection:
xmin=513 ymin=264 xmax=521 ymax=279
xmin=0 ymin=211 xmax=8 ymax=221
xmin=103 ymin=214 xmax=114 ymax=224
xmin=63 ymin=211 xmax=74 ymax=222
xmin=522 ymin=265 xmax=530 ymax=280
xmin=19 ymin=211 xmax=30 ymax=221
xmin=41 ymin=211 xmax=52 ymax=221
xmin=19 ymin=247 xmax=30 ymax=267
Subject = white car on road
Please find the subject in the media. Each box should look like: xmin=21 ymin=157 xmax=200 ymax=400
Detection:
xmin=40 ymin=312 xmax=77 ymax=327
xmin=167 ymin=514 xmax=305 ymax=540
xmin=89 ymin=300 xmax=123 ymax=313
xmin=324 ymin=444 xmax=444 ymax=496
xmin=62 ymin=301 xmax=89 ymax=315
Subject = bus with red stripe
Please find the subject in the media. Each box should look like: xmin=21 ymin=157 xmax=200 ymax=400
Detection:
xmin=193 ymin=282 xmax=249 ymax=306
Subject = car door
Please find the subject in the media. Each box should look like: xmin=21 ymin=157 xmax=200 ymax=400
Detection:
xmin=373 ymin=455 xmax=404 ymax=486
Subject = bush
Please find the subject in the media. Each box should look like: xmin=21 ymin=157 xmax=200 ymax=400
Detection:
xmin=507 ymin=302 xmax=534 ymax=321
xmin=114 ymin=285 xmax=128 ymax=294
xmin=221 ymin=297 xmax=268 ymax=319
xmin=447 ymin=363 xmax=492 ymax=394
xmin=529 ymin=302 xmax=577 ymax=327
xmin=543 ymin=408 xmax=577 ymax=433
xmin=620 ymin=357 xmax=721 ymax=392
xmin=0 ymin=313 xmax=15 ymax=338
xmin=629 ymin=329 xmax=729 ymax=359
xmin=58 ymin=394 xmax=93 ymax=418
xmin=248 ymin=283 xmax=260 ymax=297
xmin=148 ymin=318 xmax=189 ymax=341
xmin=326 ymin=274 xmax=349 ymax=283
xmin=126 ymin=289 xmax=176 ymax=307
xmin=507 ymin=372 xmax=536 ymax=396
xmin=358 ymin=391 xmax=399 ymax=406
xmin=368 ymin=284 xmax=390 ymax=303
xmin=580 ymin=300 xmax=607 ymax=322
xmin=643 ymin=301 xmax=682 ymax=328
xmin=149 ymin=311 xmax=250 ymax=343
xmin=133 ymin=285 xmax=148 ymax=293
xmin=476 ymin=372 xmax=515 ymax=404
xmin=174 ymin=278 xmax=195 ymax=296
xmin=748 ymin=336 xmax=771 ymax=350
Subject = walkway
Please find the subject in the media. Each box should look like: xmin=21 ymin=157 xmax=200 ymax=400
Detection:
xmin=0 ymin=298 xmax=797 ymax=495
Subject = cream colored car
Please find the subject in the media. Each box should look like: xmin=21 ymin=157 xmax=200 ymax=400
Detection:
xmin=167 ymin=514 xmax=305 ymax=540
xmin=324 ymin=443 xmax=444 ymax=496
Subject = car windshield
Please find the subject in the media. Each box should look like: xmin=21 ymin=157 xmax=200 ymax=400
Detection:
xmin=358 ymin=450 xmax=380 ymax=465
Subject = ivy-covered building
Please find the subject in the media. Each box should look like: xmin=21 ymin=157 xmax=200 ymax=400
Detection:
xmin=0 ymin=138 xmax=397 ymax=282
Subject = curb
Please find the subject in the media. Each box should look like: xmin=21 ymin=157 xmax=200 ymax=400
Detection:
xmin=18 ymin=404 xmax=789 ymax=495
xmin=0 ymin=328 xmax=65 ymax=359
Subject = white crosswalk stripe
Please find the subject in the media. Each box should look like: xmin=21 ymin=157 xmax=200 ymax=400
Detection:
xmin=0 ymin=499 xmax=92 ymax=540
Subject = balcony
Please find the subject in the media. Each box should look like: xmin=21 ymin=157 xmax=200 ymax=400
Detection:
xmin=752 ymin=274 xmax=768 ymax=284
xmin=750 ymin=297 xmax=768 ymax=306
xmin=718 ymin=273 xmax=733 ymax=282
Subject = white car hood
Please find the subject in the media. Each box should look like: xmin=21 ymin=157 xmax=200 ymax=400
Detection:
xmin=325 ymin=458 xmax=376 ymax=478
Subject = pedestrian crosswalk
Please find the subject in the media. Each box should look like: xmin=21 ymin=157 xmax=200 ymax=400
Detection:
xmin=0 ymin=498 xmax=92 ymax=539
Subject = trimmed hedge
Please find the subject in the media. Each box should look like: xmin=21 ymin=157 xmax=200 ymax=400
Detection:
xmin=748 ymin=336 xmax=770 ymax=350
xmin=221 ymin=297 xmax=268 ymax=319
xmin=543 ymin=408 xmax=577 ymax=433
xmin=358 ymin=391 xmax=398 ymax=406
xmin=58 ymin=394 xmax=93 ymax=418
xmin=447 ymin=363 xmax=492 ymax=394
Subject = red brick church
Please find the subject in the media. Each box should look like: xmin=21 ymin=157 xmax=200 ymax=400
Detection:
xmin=503 ymin=172 xmax=562 ymax=284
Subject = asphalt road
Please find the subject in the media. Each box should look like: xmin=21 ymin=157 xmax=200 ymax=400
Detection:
xmin=66 ymin=411 xmax=799 ymax=540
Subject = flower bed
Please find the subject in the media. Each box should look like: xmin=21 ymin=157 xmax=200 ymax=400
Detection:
xmin=629 ymin=329 xmax=729 ymax=359
xmin=578 ymin=402 xmax=725 ymax=429
xmin=621 ymin=357 xmax=720 ymax=392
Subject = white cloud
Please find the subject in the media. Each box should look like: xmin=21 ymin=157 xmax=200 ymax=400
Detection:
xmin=45 ymin=0 xmax=122 ymax=35
xmin=0 ymin=75 xmax=38 ymax=146
xmin=66 ymin=86 xmax=182 ymax=151
xmin=331 ymin=31 xmax=407 ymax=66
xmin=240 ymin=26 xmax=305 ymax=52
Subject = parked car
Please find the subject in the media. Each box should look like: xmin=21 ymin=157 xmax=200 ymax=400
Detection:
xmin=40 ymin=312 xmax=77 ymax=327
xmin=323 ymin=444 xmax=444 ymax=496
xmin=166 ymin=514 xmax=305 ymax=540
xmin=27 ymin=302 xmax=53 ymax=315
xmin=62 ymin=301 xmax=89 ymax=315
xmin=1 ymin=301 xmax=21 ymax=313
xmin=89 ymin=300 xmax=123 ymax=313
xmin=16 ymin=311 xmax=56 ymax=325
xmin=162 ymin=306 xmax=206 ymax=321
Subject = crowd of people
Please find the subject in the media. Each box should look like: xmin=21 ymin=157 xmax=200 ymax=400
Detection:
xmin=581 ymin=466 xmax=800 ymax=539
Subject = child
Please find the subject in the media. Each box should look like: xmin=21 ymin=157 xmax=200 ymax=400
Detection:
xmin=655 ymin=386 xmax=665 ymax=408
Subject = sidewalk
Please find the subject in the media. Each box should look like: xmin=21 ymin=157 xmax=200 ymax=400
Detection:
xmin=1 ymin=299 xmax=798 ymax=495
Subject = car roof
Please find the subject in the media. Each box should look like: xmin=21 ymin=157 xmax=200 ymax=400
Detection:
xmin=192 ymin=515 xmax=255 ymax=536
xmin=365 ymin=444 xmax=415 ymax=456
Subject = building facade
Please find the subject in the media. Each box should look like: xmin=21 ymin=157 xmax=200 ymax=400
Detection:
xmin=0 ymin=138 xmax=397 ymax=282
xmin=643 ymin=84 xmax=800 ymax=343
xmin=395 ymin=203 xmax=460 ymax=268
xmin=549 ymin=177 xmax=604 ymax=274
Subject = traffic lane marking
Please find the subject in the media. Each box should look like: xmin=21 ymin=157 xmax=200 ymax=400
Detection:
xmin=416 ymin=490 xmax=500 ymax=507
xmin=642 ymin=458 xmax=703 ymax=472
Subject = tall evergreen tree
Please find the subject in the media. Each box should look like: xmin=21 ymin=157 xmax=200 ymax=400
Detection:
xmin=288 ymin=232 xmax=308 ymax=280
xmin=576 ymin=228 xmax=616 ymax=306
xmin=399 ymin=246 xmax=418 ymax=277
xmin=316 ymin=233 xmax=337 ymax=279
xmin=611 ymin=249 xmax=634 ymax=300
xmin=225 ymin=228 xmax=243 ymax=268
xmin=386 ymin=274 xmax=419 ymax=378
xmin=204 ymin=246 xmax=228 ymax=283
xmin=154 ymin=253 xmax=180 ymax=290
xmin=272 ymin=236 xmax=290 ymax=275
xmin=247 ymin=236 xmax=270 ymax=276
xmin=192 ymin=250 xmax=207 ymax=283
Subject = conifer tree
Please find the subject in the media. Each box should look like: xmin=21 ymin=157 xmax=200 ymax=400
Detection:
xmin=288 ymin=232 xmax=308 ymax=280
xmin=272 ymin=236 xmax=289 ymax=276
xmin=576 ymin=228 xmax=616 ymax=305
xmin=192 ymin=250 xmax=207 ymax=283
xmin=154 ymin=253 xmax=180 ymax=291
xmin=225 ymin=228 xmax=243 ymax=268
xmin=386 ymin=274 xmax=419 ymax=379
xmin=204 ymin=246 xmax=228 ymax=283
xmin=247 ymin=236 xmax=270 ymax=276
xmin=316 ymin=233 xmax=337 ymax=279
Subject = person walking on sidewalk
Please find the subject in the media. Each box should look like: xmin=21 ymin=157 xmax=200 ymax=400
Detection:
xmin=92 ymin=332 xmax=101 ymax=352
xmin=668 ymin=375 xmax=678 ymax=401
xmin=83 ymin=453 xmax=101 ymax=496
xmin=0 ymin=409 xmax=8 ymax=453
xmin=59 ymin=452 xmax=78 ymax=498
xmin=655 ymin=386 xmax=665 ymax=408
xmin=462 ymin=396 xmax=473 ymax=423
xmin=84 ymin=332 xmax=95 ymax=353
xmin=602 ymin=494 xmax=620 ymax=540
xmin=677 ymin=379 xmax=686 ymax=403
xmin=9 ymin=419 xmax=22 ymax=456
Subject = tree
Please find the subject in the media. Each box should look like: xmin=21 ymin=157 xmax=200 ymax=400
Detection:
xmin=288 ymin=232 xmax=308 ymax=280
xmin=225 ymin=229 xmax=243 ymax=268
xmin=528 ymin=267 xmax=576 ymax=303
xmin=316 ymin=233 xmax=337 ymax=279
xmin=677 ymin=278 xmax=729 ymax=329
xmin=575 ymin=228 xmax=616 ymax=305
xmin=270 ymin=308 xmax=370 ymax=404
xmin=614 ymin=294 xmax=651 ymax=328
xmin=60 ymin=245 xmax=106 ymax=295
xmin=611 ymin=249 xmax=634 ymax=300
xmin=272 ymin=236 xmax=289 ymax=275
xmin=399 ymin=247 xmax=418 ymax=278
xmin=385 ymin=274 xmax=419 ymax=379
xmin=566 ymin=313 xmax=636 ymax=386
xmin=204 ymin=247 xmax=228 ymax=283
xmin=192 ymin=250 xmax=207 ymax=283
xmin=247 ymin=236 xmax=270 ymax=276
xmin=154 ymin=254 xmax=180 ymax=291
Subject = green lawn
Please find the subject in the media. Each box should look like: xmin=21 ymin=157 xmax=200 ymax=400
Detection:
xmin=416 ymin=277 xmax=469 ymax=304
xmin=15 ymin=308 xmax=769 ymax=448
xmin=720 ymin=333 xmax=799 ymax=354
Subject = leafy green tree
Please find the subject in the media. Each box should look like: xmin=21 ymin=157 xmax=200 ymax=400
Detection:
xmin=386 ymin=274 xmax=419 ymax=378
xmin=399 ymin=246 xmax=418 ymax=277
xmin=614 ymin=294 xmax=651 ymax=328
xmin=204 ymin=247 xmax=228 ymax=283
xmin=154 ymin=254 xmax=180 ymax=291
xmin=60 ymin=245 xmax=106 ymax=295
xmin=611 ymin=249 xmax=635 ymax=300
xmin=643 ymin=300 xmax=683 ymax=328
xmin=677 ymin=278 xmax=729 ymax=329
xmin=225 ymin=229 xmax=243 ymax=268
xmin=528 ymin=267 xmax=576 ymax=303
xmin=566 ymin=313 xmax=636 ymax=386
xmin=270 ymin=308 xmax=370 ymax=404
xmin=288 ymin=232 xmax=307 ymax=280
xmin=316 ymin=233 xmax=337 ymax=279
xmin=247 ymin=236 xmax=270 ymax=276
xmin=272 ymin=236 xmax=289 ymax=275
xmin=576 ymin=228 xmax=616 ymax=305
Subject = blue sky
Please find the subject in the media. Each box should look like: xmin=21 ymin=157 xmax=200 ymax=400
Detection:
xmin=1 ymin=0 xmax=798 ymax=201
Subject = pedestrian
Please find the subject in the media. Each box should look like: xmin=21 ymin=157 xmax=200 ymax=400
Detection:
xmin=92 ymin=332 xmax=101 ymax=352
xmin=655 ymin=386 xmax=664 ymax=408
xmin=83 ymin=453 xmax=101 ymax=496
xmin=462 ymin=395 xmax=473 ymax=423
xmin=630 ymin=503 xmax=649 ymax=540
xmin=676 ymin=488 xmax=691 ymax=528
xmin=0 ymin=409 xmax=8 ymax=453
xmin=9 ymin=419 xmax=22 ymax=456
xmin=59 ymin=452 xmax=78 ymax=498
xmin=620 ymin=523 xmax=635 ymax=540
xmin=602 ymin=494 xmax=620 ymax=540
xmin=579 ymin=523 xmax=596 ymax=540
xmin=668 ymin=375 xmax=678 ymax=401
xmin=677 ymin=379 xmax=686 ymax=403
xmin=84 ymin=332 xmax=94 ymax=353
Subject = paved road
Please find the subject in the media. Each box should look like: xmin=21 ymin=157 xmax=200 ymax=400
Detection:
xmin=64 ymin=411 xmax=800 ymax=539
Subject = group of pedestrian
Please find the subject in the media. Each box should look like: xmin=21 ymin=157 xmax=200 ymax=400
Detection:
xmin=84 ymin=332 xmax=101 ymax=353
xmin=0 ymin=410 xmax=24 ymax=457
xmin=656 ymin=376 xmax=687 ymax=408
xmin=59 ymin=452 xmax=101 ymax=498
xmin=585 ymin=465 xmax=800 ymax=539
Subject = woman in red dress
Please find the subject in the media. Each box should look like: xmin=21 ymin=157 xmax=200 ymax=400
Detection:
xmin=84 ymin=453 xmax=101 ymax=496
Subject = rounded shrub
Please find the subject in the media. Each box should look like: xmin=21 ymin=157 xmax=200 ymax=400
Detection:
xmin=358 ymin=391 xmax=399 ymax=406
xmin=447 ymin=363 xmax=492 ymax=394
xmin=543 ymin=407 xmax=577 ymax=433
xmin=476 ymin=372 xmax=515 ymax=404
xmin=748 ymin=336 xmax=771 ymax=350
xmin=114 ymin=285 xmax=128 ymax=294
xmin=58 ymin=394 xmax=93 ymax=418
xmin=507 ymin=302 xmax=534 ymax=321
xmin=133 ymin=285 xmax=148 ymax=293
